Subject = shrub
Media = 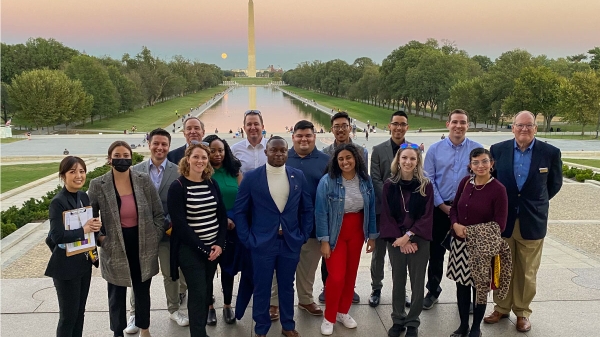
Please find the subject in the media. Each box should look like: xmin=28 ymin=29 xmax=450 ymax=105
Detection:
xmin=1 ymin=222 xmax=17 ymax=239
xmin=0 ymin=154 xmax=144 ymax=236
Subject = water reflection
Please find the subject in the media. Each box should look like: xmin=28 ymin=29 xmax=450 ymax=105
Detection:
xmin=198 ymin=87 xmax=329 ymax=134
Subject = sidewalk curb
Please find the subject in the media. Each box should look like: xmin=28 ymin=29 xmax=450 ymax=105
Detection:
xmin=0 ymin=158 xmax=98 ymax=201
xmin=0 ymin=220 xmax=49 ymax=254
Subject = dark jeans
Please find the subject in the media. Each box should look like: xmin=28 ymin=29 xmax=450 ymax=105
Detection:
xmin=53 ymin=269 xmax=92 ymax=337
xmin=456 ymin=283 xmax=486 ymax=333
xmin=108 ymin=226 xmax=152 ymax=336
xmin=426 ymin=206 xmax=450 ymax=297
xmin=179 ymin=244 xmax=218 ymax=337
xmin=211 ymin=263 xmax=235 ymax=305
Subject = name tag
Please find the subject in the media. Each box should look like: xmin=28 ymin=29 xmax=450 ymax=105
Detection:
xmin=539 ymin=167 xmax=549 ymax=173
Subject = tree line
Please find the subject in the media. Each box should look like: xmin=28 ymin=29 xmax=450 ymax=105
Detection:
xmin=282 ymin=39 xmax=600 ymax=134
xmin=1 ymin=38 xmax=223 ymax=132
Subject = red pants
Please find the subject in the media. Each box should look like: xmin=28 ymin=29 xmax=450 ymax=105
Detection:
xmin=324 ymin=212 xmax=364 ymax=322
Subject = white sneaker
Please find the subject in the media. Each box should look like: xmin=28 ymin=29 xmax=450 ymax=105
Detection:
xmin=336 ymin=313 xmax=357 ymax=328
xmin=124 ymin=316 xmax=139 ymax=334
xmin=320 ymin=318 xmax=334 ymax=335
xmin=169 ymin=310 xmax=190 ymax=326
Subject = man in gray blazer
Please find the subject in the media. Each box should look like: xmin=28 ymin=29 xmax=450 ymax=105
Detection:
xmin=125 ymin=128 xmax=189 ymax=333
xmin=369 ymin=110 xmax=412 ymax=308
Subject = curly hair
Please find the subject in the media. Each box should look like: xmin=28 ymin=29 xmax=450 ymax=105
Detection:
xmin=327 ymin=143 xmax=369 ymax=181
xmin=178 ymin=143 xmax=214 ymax=180
xmin=203 ymin=135 xmax=241 ymax=177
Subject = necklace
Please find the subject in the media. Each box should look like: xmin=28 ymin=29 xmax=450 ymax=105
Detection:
xmin=473 ymin=177 xmax=493 ymax=191
xmin=399 ymin=186 xmax=409 ymax=213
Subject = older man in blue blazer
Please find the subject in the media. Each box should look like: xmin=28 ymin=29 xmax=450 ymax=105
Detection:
xmin=234 ymin=136 xmax=314 ymax=337
xmin=485 ymin=111 xmax=563 ymax=333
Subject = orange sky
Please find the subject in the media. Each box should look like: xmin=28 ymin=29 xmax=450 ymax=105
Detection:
xmin=2 ymin=0 xmax=599 ymax=69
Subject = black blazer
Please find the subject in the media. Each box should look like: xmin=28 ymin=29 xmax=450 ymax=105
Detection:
xmin=44 ymin=187 xmax=92 ymax=280
xmin=166 ymin=144 xmax=186 ymax=166
xmin=490 ymin=139 xmax=562 ymax=240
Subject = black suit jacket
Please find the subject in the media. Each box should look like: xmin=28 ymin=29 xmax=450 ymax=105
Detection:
xmin=166 ymin=144 xmax=186 ymax=166
xmin=490 ymin=139 xmax=562 ymax=240
xmin=44 ymin=187 xmax=92 ymax=280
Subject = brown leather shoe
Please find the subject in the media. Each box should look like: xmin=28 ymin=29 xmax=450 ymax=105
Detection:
xmin=298 ymin=302 xmax=323 ymax=316
xmin=516 ymin=316 xmax=531 ymax=332
xmin=483 ymin=310 xmax=509 ymax=324
xmin=270 ymin=305 xmax=280 ymax=321
xmin=281 ymin=329 xmax=300 ymax=337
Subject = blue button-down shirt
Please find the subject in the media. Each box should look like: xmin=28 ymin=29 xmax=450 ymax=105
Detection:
xmin=424 ymin=137 xmax=483 ymax=207
xmin=149 ymin=159 xmax=167 ymax=191
xmin=513 ymin=138 xmax=535 ymax=191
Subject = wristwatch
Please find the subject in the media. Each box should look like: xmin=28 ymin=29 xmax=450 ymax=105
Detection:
xmin=406 ymin=231 xmax=415 ymax=242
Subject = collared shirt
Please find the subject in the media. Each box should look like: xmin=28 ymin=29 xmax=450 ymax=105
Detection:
xmin=230 ymin=137 xmax=268 ymax=173
xmin=424 ymin=137 xmax=483 ymax=207
xmin=287 ymin=147 xmax=329 ymax=202
xmin=148 ymin=159 xmax=167 ymax=191
xmin=513 ymin=138 xmax=535 ymax=191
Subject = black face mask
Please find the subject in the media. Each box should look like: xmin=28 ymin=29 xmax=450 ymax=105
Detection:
xmin=112 ymin=158 xmax=132 ymax=172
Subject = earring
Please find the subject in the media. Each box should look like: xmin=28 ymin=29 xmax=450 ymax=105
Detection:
xmin=490 ymin=167 xmax=494 ymax=173
xmin=469 ymin=168 xmax=474 ymax=174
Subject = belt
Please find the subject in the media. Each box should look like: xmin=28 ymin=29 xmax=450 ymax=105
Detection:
xmin=444 ymin=201 xmax=453 ymax=206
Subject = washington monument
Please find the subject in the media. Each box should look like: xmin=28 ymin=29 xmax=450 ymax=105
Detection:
xmin=247 ymin=0 xmax=256 ymax=78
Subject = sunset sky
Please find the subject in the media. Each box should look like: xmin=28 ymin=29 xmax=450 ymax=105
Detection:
xmin=2 ymin=0 xmax=599 ymax=70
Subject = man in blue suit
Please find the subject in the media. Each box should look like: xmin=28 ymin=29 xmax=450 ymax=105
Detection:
xmin=485 ymin=111 xmax=563 ymax=333
xmin=234 ymin=136 xmax=314 ymax=337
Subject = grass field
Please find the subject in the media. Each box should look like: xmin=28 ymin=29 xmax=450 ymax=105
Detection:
xmin=0 ymin=138 xmax=24 ymax=144
xmin=1 ymin=163 xmax=59 ymax=193
xmin=563 ymin=159 xmax=600 ymax=168
xmin=283 ymin=87 xmax=447 ymax=130
xmin=74 ymin=87 xmax=226 ymax=132
xmin=233 ymin=77 xmax=275 ymax=85
xmin=537 ymin=133 xmax=599 ymax=140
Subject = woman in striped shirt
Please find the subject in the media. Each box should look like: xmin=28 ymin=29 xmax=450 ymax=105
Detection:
xmin=168 ymin=142 xmax=228 ymax=337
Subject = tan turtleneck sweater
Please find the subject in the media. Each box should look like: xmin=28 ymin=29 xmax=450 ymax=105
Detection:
xmin=266 ymin=163 xmax=289 ymax=214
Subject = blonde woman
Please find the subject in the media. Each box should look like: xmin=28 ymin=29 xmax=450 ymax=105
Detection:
xmin=168 ymin=142 xmax=228 ymax=337
xmin=379 ymin=143 xmax=434 ymax=337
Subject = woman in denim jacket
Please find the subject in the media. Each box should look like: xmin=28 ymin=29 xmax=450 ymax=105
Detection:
xmin=315 ymin=143 xmax=378 ymax=336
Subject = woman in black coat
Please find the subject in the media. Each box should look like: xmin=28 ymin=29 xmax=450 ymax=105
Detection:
xmin=45 ymin=156 xmax=101 ymax=337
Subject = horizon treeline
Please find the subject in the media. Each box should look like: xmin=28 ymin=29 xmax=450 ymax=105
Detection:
xmin=283 ymin=39 xmax=600 ymax=133
xmin=1 ymin=37 xmax=223 ymax=131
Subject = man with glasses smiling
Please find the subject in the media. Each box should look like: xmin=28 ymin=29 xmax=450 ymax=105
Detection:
xmin=485 ymin=111 xmax=562 ymax=333
xmin=369 ymin=110 xmax=412 ymax=309
xmin=320 ymin=111 xmax=368 ymax=304
xmin=423 ymin=109 xmax=482 ymax=310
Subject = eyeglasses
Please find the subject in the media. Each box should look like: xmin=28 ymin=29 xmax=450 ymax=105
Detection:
xmin=400 ymin=143 xmax=420 ymax=150
xmin=390 ymin=122 xmax=409 ymax=128
xmin=470 ymin=159 xmax=491 ymax=166
xmin=332 ymin=124 xmax=350 ymax=131
xmin=244 ymin=110 xmax=262 ymax=116
xmin=513 ymin=123 xmax=536 ymax=130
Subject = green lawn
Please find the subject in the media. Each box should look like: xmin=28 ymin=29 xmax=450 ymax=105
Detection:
xmin=537 ymin=133 xmax=599 ymax=140
xmin=75 ymin=87 xmax=226 ymax=132
xmin=563 ymin=159 xmax=600 ymax=168
xmin=1 ymin=163 xmax=60 ymax=193
xmin=233 ymin=77 xmax=275 ymax=85
xmin=283 ymin=87 xmax=447 ymax=130
xmin=0 ymin=138 xmax=24 ymax=144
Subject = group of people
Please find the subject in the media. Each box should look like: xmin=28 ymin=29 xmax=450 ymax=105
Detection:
xmin=45 ymin=108 xmax=562 ymax=337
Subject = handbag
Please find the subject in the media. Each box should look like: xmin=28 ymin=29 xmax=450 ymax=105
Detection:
xmin=490 ymin=254 xmax=501 ymax=290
